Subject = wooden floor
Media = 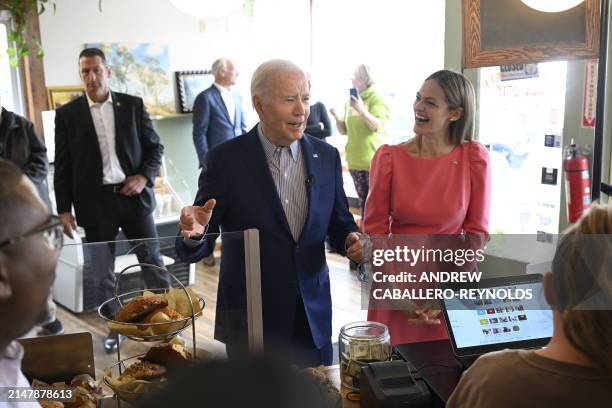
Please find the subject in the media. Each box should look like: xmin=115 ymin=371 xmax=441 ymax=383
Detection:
xmin=38 ymin=251 xmax=367 ymax=379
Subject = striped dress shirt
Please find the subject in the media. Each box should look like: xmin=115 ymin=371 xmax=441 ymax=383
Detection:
xmin=257 ymin=125 xmax=308 ymax=241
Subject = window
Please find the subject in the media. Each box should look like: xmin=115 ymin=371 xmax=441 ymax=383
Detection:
xmin=310 ymin=0 xmax=445 ymax=146
xmin=478 ymin=62 xmax=567 ymax=234
xmin=310 ymin=0 xmax=445 ymax=198
xmin=0 ymin=11 xmax=24 ymax=115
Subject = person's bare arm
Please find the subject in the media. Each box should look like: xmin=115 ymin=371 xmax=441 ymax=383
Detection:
xmin=330 ymin=108 xmax=347 ymax=135
xmin=351 ymin=96 xmax=381 ymax=132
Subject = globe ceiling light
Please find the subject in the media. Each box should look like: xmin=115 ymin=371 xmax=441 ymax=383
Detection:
xmin=520 ymin=0 xmax=584 ymax=13
xmin=169 ymin=0 xmax=243 ymax=19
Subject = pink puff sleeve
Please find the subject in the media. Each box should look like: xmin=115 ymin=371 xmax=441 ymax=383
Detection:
xmin=364 ymin=144 xmax=393 ymax=234
xmin=463 ymin=142 xmax=491 ymax=235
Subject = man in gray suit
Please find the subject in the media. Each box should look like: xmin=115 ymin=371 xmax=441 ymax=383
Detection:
xmin=192 ymin=58 xmax=247 ymax=168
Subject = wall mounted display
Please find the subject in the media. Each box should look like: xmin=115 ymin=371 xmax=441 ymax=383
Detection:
xmin=175 ymin=70 xmax=214 ymax=113
xmin=85 ymin=43 xmax=174 ymax=116
xmin=463 ymin=0 xmax=600 ymax=68
xmin=46 ymin=85 xmax=85 ymax=110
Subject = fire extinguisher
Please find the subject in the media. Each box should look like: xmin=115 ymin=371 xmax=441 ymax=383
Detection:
xmin=563 ymin=140 xmax=591 ymax=223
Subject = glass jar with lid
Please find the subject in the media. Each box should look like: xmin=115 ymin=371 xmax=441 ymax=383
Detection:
xmin=339 ymin=321 xmax=391 ymax=390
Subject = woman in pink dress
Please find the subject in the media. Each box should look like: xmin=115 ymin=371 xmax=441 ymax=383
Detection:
xmin=364 ymin=70 xmax=491 ymax=344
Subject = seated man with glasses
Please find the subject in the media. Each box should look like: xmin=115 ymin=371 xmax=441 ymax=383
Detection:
xmin=1 ymin=96 xmax=64 ymax=336
xmin=0 ymin=159 xmax=62 ymax=405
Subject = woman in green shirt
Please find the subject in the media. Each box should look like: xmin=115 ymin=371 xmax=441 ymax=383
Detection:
xmin=331 ymin=64 xmax=390 ymax=217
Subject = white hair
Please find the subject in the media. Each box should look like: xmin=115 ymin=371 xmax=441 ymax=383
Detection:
xmin=355 ymin=64 xmax=375 ymax=87
xmin=211 ymin=58 xmax=231 ymax=77
xmin=250 ymin=59 xmax=305 ymax=101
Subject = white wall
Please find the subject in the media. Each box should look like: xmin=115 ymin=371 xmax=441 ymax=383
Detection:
xmin=39 ymin=0 xmax=310 ymax=111
xmin=42 ymin=0 xmax=210 ymax=84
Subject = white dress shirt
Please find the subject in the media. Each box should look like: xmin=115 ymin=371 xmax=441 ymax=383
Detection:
xmin=0 ymin=341 xmax=41 ymax=407
xmin=213 ymin=83 xmax=236 ymax=125
xmin=86 ymin=92 xmax=126 ymax=184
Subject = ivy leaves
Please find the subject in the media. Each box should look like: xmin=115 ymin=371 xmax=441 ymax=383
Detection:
xmin=1 ymin=0 xmax=54 ymax=66
xmin=1 ymin=0 xmax=102 ymax=66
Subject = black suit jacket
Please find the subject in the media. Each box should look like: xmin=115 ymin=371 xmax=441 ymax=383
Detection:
xmin=305 ymin=101 xmax=331 ymax=139
xmin=54 ymin=92 xmax=163 ymax=226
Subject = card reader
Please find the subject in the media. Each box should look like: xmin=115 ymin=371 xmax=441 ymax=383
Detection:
xmin=360 ymin=360 xmax=432 ymax=408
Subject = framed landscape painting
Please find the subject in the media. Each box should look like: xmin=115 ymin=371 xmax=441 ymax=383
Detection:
xmin=86 ymin=43 xmax=174 ymax=115
xmin=47 ymin=86 xmax=84 ymax=110
xmin=175 ymin=70 xmax=214 ymax=113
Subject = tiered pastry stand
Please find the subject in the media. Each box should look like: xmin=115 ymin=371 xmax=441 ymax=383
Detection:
xmin=98 ymin=263 xmax=204 ymax=405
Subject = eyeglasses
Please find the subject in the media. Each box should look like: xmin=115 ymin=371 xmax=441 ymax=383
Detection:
xmin=0 ymin=215 xmax=64 ymax=252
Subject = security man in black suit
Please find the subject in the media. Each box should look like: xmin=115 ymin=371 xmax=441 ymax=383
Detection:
xmin=54 ymin=48 xmax=170 ymax=352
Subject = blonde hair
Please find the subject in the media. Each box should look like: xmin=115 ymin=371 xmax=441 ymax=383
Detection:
xmin=552 ymin=204 xmax=612 ymax=373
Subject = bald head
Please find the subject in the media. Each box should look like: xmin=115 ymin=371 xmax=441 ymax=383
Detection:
xmin=0 ymin=160 xmax=47 ymax=242
xmin=250 ymin=59 xmax=306 ymax=103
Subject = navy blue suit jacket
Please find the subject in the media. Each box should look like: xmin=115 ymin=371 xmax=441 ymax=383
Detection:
xmin=192 ymin=85 xmax=247 ymax=167
xmin=176 ymin=126 xmax=357 ymax=349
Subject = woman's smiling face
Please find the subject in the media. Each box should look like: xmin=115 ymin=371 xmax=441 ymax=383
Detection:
xmin=413 ymin=79 xmax=462 ymax=138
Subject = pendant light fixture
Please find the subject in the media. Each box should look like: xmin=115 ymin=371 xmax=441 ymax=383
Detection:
xmin=520 ymin=0 xmax=584 ymax=13
xmin=169 ymin=0 xmax=243 ymax=19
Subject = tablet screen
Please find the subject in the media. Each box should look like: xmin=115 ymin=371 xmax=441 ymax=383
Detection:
xmin=442 ymin=278 xmax=553 ymax=351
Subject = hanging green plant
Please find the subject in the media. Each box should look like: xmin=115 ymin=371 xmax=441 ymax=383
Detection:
xmin=0 ymin=0 xmax=55 ymax=66
xmin=0 ymin=0 xmax=103 ymax=66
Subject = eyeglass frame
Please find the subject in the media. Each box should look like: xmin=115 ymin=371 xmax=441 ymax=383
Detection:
xmin=0 ymin=214 xmax=64 ymax=251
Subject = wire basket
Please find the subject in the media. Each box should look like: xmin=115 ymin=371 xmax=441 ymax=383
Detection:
xmin=98 ymin=288 xmax=204 ymax=342
xmin=102 ymin=354 xmax=166 ymax=402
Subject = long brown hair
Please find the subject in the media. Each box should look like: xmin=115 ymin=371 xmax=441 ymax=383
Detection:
xmin=551 ymin=204 xmax=612 ymax=373
xmin=425 ymin=70 xmax=475 ymax=145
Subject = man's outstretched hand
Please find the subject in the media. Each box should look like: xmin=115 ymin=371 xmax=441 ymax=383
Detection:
xmin=179 ymin=199 xmax=216 ymax=239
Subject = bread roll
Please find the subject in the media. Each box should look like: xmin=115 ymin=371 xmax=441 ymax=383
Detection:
xmin=39 ymin=402 xmax=64 ymax=408
xmin=141 ymin=343 xmax=192 ymax=368
xmin=115 ymin=294 xmax=168 ymax=322
xmin=121 ymin=360 xmax=167 ymax=381
xmin=139 ymin=306 xmax=187 ymax=334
